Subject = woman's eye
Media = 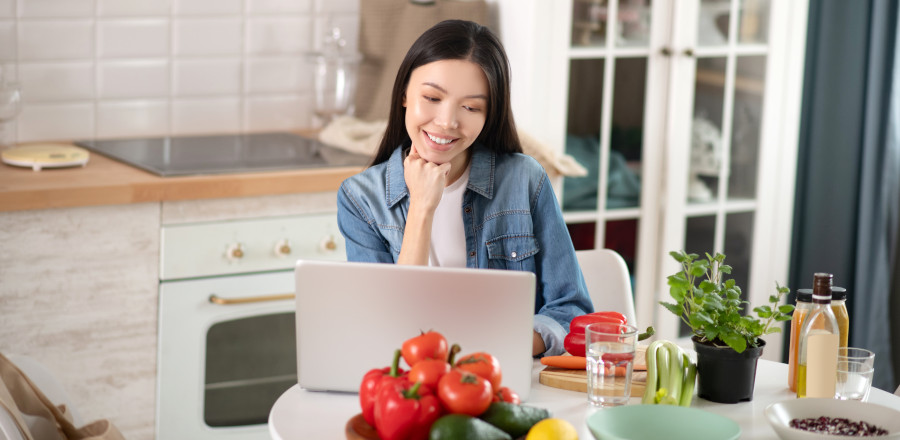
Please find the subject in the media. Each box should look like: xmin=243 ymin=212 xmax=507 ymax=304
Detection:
xmin=463 ymin=106 xmax=482 ymax=113
xmin=423 ymin=96 xmax=440 ymax=103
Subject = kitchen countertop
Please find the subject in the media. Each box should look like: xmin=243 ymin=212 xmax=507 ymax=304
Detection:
xmin=0 ymin=138 xmax=366 ymax=212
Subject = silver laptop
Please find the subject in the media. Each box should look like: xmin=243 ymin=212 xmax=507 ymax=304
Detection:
xmin=294 ymin=260 xmax=537 ymax=401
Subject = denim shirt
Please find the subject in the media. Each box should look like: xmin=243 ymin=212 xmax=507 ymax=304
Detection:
xmin=336 ymin=145 xmax=593 ymax=356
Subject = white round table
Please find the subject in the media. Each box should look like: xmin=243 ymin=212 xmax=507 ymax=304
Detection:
xmin=269 ymin=359 xmax=900 ymax=439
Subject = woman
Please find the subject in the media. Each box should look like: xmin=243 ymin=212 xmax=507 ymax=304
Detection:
xmin=337 ymin=19 xmax=592 ymax=356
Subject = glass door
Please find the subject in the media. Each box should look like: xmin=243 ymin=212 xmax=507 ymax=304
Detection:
xmin=561 ymin=0 xmax=656 ymax=297
xmin=551 ymin=0 xmax=802 ymax=358
xmin=657 ymin=0 xmax=778 ymax=345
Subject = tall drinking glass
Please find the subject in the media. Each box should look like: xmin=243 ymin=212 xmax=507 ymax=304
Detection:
xmin=0 ymin=80 xmax=21 ymax=149
xmin=586 ymin=323 xmax=637 ymax=407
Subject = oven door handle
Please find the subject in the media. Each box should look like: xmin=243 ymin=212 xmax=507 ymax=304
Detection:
xmin=208 ymin=293 xmax=295 ymax=305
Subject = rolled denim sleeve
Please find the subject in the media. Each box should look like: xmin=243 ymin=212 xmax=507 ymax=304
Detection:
xmin=530 ymin=171 xmax=594 ymax=357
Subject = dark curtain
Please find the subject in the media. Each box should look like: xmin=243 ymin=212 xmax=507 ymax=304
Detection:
xmin=790 ymin=0 xmax=900 ymax=391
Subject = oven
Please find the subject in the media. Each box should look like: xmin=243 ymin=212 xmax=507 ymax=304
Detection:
xmin=156 ymin=213 xmax=345 ymax=439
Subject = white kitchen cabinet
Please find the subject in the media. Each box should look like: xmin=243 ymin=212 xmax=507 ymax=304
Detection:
xmin=505 ymin=0 xmax=809 ymax=359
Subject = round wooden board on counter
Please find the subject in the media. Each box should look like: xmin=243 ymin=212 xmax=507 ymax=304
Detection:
xmin=346 ymin=413 xmax=380 ymax=440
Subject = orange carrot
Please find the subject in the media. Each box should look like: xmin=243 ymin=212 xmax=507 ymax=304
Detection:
xmin=540 ymin=356 xmax=587 ymax=370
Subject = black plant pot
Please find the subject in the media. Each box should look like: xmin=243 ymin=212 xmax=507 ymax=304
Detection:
xmin=692 ymin=336 xmax=765 ymax=404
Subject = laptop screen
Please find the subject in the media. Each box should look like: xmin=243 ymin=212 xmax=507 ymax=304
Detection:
xmin=294 ymin=260 xmax=537 ymax=400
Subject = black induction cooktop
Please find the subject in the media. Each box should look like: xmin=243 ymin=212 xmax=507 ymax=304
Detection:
xmin=74 ymin=132 xmax=370 ymax=177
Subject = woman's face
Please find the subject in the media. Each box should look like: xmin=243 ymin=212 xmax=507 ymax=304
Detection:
xmin=403 ymin=59 xmax=488 ymax=171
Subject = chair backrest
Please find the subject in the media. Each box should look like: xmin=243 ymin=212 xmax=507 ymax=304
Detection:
xmin=575 ymin=249 xmax=637 ymax=325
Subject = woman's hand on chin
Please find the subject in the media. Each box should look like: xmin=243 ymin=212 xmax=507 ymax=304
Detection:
xmin=404 ymin=143 xmax=451 ymax=213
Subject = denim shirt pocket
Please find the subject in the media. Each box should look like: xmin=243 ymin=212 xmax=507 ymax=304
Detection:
xmin=486 ymin=234 xmax=540 ymax=271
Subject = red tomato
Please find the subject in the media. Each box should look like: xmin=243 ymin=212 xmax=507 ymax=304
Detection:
xmin=492 ymin=386 xmax=521 ymax=405
xmin=401 ymin=331 xmax=449 ymax=367
xmin=408 ymin=358 xmax=450 ymax=390
xmin=437 ymin=369 xmax=492 ymax=416
xmin=455 ymin=352 xmax=502 ymax=392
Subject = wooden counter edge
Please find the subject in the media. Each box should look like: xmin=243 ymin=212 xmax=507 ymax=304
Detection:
xmin=0 ymin=166 xmax=363 ymax=212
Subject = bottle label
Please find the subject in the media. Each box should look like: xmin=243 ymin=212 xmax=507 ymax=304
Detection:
xmin=806 ymin=331 xmax=839 ymax=398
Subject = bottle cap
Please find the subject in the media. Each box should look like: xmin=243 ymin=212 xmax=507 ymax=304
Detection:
xmin=831 ymin=287 xmax=847 ymax=301
xmin=812 ymin=273 xmax=834 ymax=302
xmin=796 ymin=288 xmax=813 ymax=303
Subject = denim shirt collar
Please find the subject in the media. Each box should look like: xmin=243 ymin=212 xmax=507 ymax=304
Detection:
xmin=384 ymin=145 xmax=496 ymax=208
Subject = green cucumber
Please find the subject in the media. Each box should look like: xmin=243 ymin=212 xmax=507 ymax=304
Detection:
xmin=429 ymin=414 xmax=512 ymax=440
xmin=479 ymin=402 xmax=550 ymax=438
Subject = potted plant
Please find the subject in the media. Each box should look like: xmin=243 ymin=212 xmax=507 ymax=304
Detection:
xmin=661 ymin=251 xmax=793 ymax=403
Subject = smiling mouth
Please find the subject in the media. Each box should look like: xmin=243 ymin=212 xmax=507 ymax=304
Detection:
xmin=426 ymin=131 xmax=456 ymax=146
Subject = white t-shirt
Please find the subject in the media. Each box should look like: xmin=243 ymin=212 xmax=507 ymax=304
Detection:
xmin=428 ymin=164 xmax=471 ymax=268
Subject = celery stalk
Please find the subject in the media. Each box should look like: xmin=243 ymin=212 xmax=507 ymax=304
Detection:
xmin=662 ymin=342 xmax=683 ymax=405
xmin=641 ymin=341 xmax=662 ymax=404
xmin=679 ymin=352 xmax=697 ymax=407
xmin=654 ymin=342 xmax=670 ymax=403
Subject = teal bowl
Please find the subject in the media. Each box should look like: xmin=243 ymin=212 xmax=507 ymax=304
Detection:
xmin=587 ymin=404 xmax=741 ymax=440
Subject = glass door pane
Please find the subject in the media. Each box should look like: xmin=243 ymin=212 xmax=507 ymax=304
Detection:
xmin=572 ymin=0 xmax=609 ymax=47
xmin=608 ymin=58 xmax=646 ymax=209
xmin=204 ymin=312 xmax=296 ymax=427
xmin=563 ymin=59 xmax=605 ymax=211
xmin=728 ymin=56 xmax=766 ymax=199
xmin=698 ymin=0 xmax=731 ymax=46
xmin=689 ymin=57 xmax=727 ymax=203
xmin=737 ymin=0 xmax=770 ymax=44
xmin=604 ymin=218 xmax=639 ymax=281
xmin=723 ymin=212 xmax=754 ymax=303
xmin=617 ymin=0 xmax=653 ymax=47
xmin=567 ymin=222 xmax=597 ymax=251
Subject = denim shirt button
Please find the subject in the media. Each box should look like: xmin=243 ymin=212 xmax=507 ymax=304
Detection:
xmin=511 ymin=251 xmax=517 ymax=258
xmin=469 ymin=251 xmax=476 ymax=257
xmin=464 ymin=206 xmax=472 ymax=213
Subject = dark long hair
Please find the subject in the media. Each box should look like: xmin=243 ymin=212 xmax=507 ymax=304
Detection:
xmin=369 ymin=19 xmax=521 ymax=166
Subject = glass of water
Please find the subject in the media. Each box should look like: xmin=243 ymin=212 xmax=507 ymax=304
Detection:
xmin=835 ymin=359 xmax=874 ymax=401
xmin=586 ymin=323 xmax=638 ymax=407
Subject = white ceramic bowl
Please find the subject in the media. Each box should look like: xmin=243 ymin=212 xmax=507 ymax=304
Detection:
xmin=765 ymin=399 xmax=900 ymax=439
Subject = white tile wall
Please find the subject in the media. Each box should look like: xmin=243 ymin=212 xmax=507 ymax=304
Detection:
xmin=3 ymin=0 xmax=359 ymax=143
xmin=97 ymin=19 xmax=169 ymax=58
xmin=98 ymin=60 xmax=169 ymax=98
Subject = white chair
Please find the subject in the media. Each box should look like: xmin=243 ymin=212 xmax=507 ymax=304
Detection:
xmin=575 ymin=249 xmax=637 ymax=325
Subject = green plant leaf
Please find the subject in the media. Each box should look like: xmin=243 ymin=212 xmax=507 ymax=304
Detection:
xmin=720 ymin=264 xmax=732 ymax=274
xmin=778 ymin=304 xmax=795 ymax=314
xmin=660 ymin=301 xmax=683 ymax=317
xmin=669 ymin=251 xmax=686 ymax=262
xmin=690 ymin=261 xmax=708 ymax=277
xmin=699 ymin=280 xmax=717 ymax=293
xmin=721 ymin=331 xmax=747 ymax=353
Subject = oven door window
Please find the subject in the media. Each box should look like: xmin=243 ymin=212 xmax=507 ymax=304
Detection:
xmin=204 ymin=312 xmax=296 ymax=427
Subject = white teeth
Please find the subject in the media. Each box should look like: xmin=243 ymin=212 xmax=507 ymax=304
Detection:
xmin=427 ymin=132 xmax=454 ymax=145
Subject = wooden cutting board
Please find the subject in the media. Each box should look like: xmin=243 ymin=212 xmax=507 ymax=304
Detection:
xmin=539 ymin=345 xmax=648 ymax=397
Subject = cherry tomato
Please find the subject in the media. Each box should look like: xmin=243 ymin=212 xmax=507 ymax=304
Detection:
xmin=492 ymin=386 xmax=521 ymax=404
xmin=455 ymin=352 xmax=502 ymax=391
xmin=401 ymin=331 xmax=449 ymax=367
xmin=437 ymin=369 xmax=492 ymax=416
xmin=408 ymin=358 xmax=450 ymax=390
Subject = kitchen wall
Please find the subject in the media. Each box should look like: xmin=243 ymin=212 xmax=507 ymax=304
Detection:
xmin=0 ymin=0 xmax=360 ymax=143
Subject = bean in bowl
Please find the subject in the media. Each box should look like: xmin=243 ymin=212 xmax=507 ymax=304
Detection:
xmin=790 ymin=416 xmax=888 ymax=436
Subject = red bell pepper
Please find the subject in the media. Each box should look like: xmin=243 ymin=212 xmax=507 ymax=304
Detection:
xmin=374 ymin=380 xmax=442 ymax=440
xmin=563 ymin=312 xmax=628 ymax=357
xmin=359 ymin=349 xmax=407 ymax=426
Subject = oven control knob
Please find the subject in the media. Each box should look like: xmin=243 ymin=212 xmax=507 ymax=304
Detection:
xmin=320 ymin=235 xmax=338 ymax=252
xmin=226 ymin=243 xmax=245 ymax=261
xmin=274 ymin=239 xmax=292 ymax=257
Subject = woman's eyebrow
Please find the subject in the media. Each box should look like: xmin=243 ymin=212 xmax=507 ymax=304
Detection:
xmin=422 ymin=82 xmax=487 ymax=100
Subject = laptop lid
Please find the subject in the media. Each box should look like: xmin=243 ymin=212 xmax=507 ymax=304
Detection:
xmin=294 ymin=260 xmax=537 ymax=400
